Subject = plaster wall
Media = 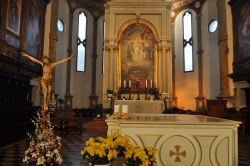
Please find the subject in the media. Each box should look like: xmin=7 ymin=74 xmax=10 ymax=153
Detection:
xmin=54 ymin=0 xmax=69 ymax=102
xmin=54 ymin=2 xmax=104 ymax=108
xmin=202 ymin=0 xmax=220 ymax=100
xmin=69 ymin=8 xmax=93 ymax=108
xmin=174 ymin=10 xmax=198 ymax=110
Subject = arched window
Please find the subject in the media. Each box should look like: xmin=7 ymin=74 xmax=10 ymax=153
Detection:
xmin=77 ymin=12 xmax=87 ymax=72
xmin=183 ymin=11 xmax=193 ymax=72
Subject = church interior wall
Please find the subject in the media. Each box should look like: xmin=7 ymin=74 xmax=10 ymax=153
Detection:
xmin=174 ymin=10 xmax=198 ymax=110
xmin=54 ymin=0 xmax=68 ymax=102
xmin=41 ymin=0 xmax=245 ymax=111
xmin=70 ymin=8 xmax=93 ymax=108
xmin=202 ymin=0 xmax=220 ymax=100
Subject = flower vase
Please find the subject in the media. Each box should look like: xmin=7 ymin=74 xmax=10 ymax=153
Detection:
xmin=111 ymin=157 xmax=124 ymax=166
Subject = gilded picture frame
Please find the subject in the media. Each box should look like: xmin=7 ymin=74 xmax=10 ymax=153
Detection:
xmin=121 ymin=24 xmax=155 ymax=91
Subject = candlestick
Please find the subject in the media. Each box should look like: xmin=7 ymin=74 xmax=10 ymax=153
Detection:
xmin=150 ymin=79 xmax=153 ymax=88
xmin=122 ymin=105 xmax=128 ymax=113
xmin=123 ymin=80 xmax=126 ymax=88
xmin=114 ymin=105 xmax=120 ymax=113
xmin=146 ymin=80 xmax=148 ymax=88
xmin=129 ymin=80 xmax=131 ymax=87
xmin=121 ymin=105 xmax=129 ymax=120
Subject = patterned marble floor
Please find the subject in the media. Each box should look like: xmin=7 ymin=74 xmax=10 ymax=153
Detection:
xmin=0 ymin=131 xmax=250 ymax=166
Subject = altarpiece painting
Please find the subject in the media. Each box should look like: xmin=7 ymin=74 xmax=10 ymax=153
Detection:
xmin=121 ymin=24 xmax=155 ymax=91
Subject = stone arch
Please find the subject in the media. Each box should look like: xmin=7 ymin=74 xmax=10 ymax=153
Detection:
xmin=117 ymin=18 xmax=160 ymax=41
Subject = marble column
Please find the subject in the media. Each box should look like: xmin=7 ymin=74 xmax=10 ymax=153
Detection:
xmin=89 ymin=16 xmax=99 ymax=107
xmin=64 ymin=10 xmax=74 ymax=109
xmin=217 ymin=0 xmax=230 ymax=100
xmin=195 ymin=14 xmax=205 ymax=111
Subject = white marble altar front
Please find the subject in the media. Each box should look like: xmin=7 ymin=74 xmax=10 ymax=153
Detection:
xmin=106 ymin=114 xmax=241 ymax=166
xmin=114 ymin=100 xmax=164 ymax=114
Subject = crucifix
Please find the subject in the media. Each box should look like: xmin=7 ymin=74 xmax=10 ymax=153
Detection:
xmin=21 ymin=52 xmax=74 ymax=112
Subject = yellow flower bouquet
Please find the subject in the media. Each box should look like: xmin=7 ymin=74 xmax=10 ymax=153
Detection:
xmin=107 ymin=132 xmax=131 ymax=157
xmin=81 ymin=133 xmax=157 ymax=166
xmin=125 ymin=146 xmax=157 ymax=166
xmin=80 ymin=137 xmax=117 ymax=165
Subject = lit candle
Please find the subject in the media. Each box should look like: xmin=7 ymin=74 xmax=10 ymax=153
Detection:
xmin=129 ymin=80 xmax=131 ymax=87
xmin=122 ymin=105 xmax=128 ymax=113
xmin=124 ymin=80 xmax=126 ymax=88
xmin=150 ymin=79 xmax=153 ymax=88
xmin=145 ymin=80 xmax=148 ymax=88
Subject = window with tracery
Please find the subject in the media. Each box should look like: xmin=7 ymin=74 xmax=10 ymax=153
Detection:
xmin=183 ymin=11 xmax=194 ymax=72
xmin=77 ymin=12 xmax=87 ymax=72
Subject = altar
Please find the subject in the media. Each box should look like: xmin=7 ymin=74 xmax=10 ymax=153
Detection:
xmin=106 ymin=114 xmax=241 ymax=166
xmin=114 ymin=100 xmax=164 ymax=114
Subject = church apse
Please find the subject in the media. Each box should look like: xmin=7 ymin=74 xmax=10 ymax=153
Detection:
xmin=121 ymin=24 xmax=155 ymax=91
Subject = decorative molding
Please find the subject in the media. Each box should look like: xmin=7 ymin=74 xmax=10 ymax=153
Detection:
xmin=171 ymin=0 xmax=198 ymax=11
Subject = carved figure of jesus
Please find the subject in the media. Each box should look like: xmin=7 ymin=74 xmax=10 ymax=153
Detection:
xmin=21 ymin=52 xmax=74 ymax=111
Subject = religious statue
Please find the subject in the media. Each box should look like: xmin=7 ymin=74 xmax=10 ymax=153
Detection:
xmin=21 ymin=52 xmax=74 ymax=112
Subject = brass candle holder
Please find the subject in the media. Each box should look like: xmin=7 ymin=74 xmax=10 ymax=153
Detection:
xmin=121 ymin=112 xmax=129 ymax=120
xmin=113 ymin=112 xmax=122 ymax=119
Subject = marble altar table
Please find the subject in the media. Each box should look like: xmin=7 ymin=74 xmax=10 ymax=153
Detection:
xmin=114 ymin=100 xmax=164 ymax=114
xmin=106 ymin=114 xmax=241 ymax=166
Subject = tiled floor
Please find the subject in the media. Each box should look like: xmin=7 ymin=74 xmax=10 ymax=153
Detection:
xmin=0 ymin=130 xmax=250 ymax=166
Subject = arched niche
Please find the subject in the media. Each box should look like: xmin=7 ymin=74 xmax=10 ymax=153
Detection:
xmin=117 ymin=18 xmax=159 ymax=41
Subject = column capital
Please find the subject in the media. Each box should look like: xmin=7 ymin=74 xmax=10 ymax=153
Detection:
xmin=157 ymin=40 xmax=171 ymax=52
xmin=104 ymin=39 xmax=119 ymax=51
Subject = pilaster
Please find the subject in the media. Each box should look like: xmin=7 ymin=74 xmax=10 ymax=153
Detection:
xmin=171 ymin=22 xmax=177 ymax=106
xmin=195 ymin=13 xmax=205 ymax=111
xmin=217 ymin=0 xmax=230 ymax=101
xmin=64 ymin=10 xmax=74 ymax=109
xmin=89 ymin=16 xmax=99 ymax=107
